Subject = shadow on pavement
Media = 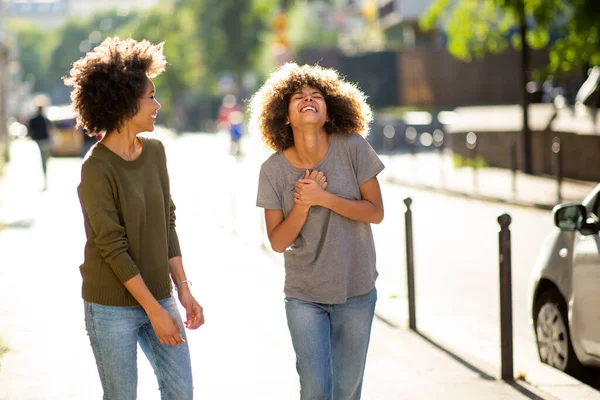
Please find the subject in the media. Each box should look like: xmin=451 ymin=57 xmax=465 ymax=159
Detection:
xmin=508 ymin=381 xmax=547 ymax=400
xmin=417 ymin=331 xmax=557 ymax=399
xmin=416 ymin=331 xmax=495 ymax=381
xmin=0 ymin=218 xmax=35 ymax=229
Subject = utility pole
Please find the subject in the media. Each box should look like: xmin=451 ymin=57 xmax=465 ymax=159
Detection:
xmin=520 ymin=6 xmax=532 ymax=174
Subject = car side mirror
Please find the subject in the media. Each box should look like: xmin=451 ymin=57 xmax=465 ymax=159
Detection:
xmin=553 ymin=204 xmax=599 ymax=235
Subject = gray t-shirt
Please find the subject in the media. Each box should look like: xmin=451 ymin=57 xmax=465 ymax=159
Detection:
xmin=256 ymin=133 xmax=385 ymax=304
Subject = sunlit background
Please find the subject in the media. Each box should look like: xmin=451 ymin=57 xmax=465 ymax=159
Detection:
xmin=1 ymin=1 xmax=600 ymax=399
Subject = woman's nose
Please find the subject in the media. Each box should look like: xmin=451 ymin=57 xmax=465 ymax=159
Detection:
xmin=156 ymin=100 xmax=162 ymax=110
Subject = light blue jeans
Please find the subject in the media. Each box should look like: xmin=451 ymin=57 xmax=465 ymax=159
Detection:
xmin=84 ymin=296 xmax=193 ymax=400
xmin=285 ymin=287 xmax=377 ymax=400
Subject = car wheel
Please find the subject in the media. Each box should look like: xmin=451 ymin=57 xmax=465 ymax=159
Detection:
xmin=534 ymin=288 xmax=582 ymax=376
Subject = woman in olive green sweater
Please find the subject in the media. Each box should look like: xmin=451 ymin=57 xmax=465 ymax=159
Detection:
xmin=64 ymin=37 xmax=203 ymax=399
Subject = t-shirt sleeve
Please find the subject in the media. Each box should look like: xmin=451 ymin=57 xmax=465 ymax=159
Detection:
xmin=78 ymin=159 xmax=140 ymax=284
xmin=352 ymin=134 xmax=385 ymax=186
xmin=256 ymin=164 xmax=282 ymax=210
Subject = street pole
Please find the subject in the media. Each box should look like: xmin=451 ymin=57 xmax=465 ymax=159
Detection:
xmin=520 ymin=12 xmax=532 ymax=175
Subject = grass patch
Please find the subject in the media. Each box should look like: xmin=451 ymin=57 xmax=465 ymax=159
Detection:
xmin=452 ymin=153 xmax=489 ymax=169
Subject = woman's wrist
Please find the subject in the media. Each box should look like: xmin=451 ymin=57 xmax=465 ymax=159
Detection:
xmin=175 ymin=280 xmax=192 ymax=292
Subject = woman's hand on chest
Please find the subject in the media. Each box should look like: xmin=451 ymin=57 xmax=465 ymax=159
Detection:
xmin=294 ymin=169 xmax=330 ymax=207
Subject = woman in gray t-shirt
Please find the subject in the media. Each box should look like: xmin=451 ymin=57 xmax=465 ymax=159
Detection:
xmin=250 ymin=63 xmax=384 ymax=399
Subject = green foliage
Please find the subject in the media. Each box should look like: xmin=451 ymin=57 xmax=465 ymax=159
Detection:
xmin=452 ymin=153 xmax=489 ymax=168
xmin=420 ymin=0 xmax=600 ymax=73
xmin=7 ymin=21 xmax=52 ymax=92
xmin=118 ymin=4 xmax=202 ymax=122
xmin=11 ymin=0 xmax=294 ymax=127
xmin=47 ymin=10 xmax=138 ymax=103
xmin=286 ymin=1 xmax=338 ymax=52
xmin=189 ymin=0 xmax=276 ymax=91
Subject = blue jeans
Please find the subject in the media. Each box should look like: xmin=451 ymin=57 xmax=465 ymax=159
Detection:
xmin=84 ymin=296 xmax=193 ymax=399
xmin=285 ymin=287 xmax=377 ymax=400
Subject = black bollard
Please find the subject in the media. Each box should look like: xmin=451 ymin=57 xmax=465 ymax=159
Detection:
xmin=404 ymin=197 xmax=417 ymax=331
xmin=498 ymin=213 xmax=514 ymax=382
xmin=552 ymin=137 xmax=562 ymax=204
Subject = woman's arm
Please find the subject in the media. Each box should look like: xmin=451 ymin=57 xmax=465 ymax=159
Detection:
xmin=265 ymin=205 xmax=310 ymax=253
xmin=169 ymin=256 xmax=204 ymax=330
xmin=295 ymin=176 xmax=384 ymax=224
xmin=265 ymin=170 xmax=328 ymax=253
xmin=124 ymin=275 xmax=186 ymax=346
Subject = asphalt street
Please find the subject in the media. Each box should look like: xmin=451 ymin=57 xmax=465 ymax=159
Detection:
xmin=0 ymin=130 xmax=598 ymax=399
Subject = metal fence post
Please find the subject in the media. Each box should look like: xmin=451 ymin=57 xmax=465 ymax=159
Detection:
xmin=498 ymin=213 xmax=513 ymax=381
xmin=404 ymin=197 xmax=417 ymax=331
xmin=466 ymin=132 xmax=478 ymax=192
xmin=405 ymin=127 xmax=418 ymax=180
xmin=433 ymin=129 xmax=445 ymax=187
xmin=510 ymin=141 xmax=518 ymax=199
xmin=552 ymin=137 xmax=562 ymax=204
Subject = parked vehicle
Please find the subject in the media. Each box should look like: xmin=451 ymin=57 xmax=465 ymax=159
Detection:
xmin=47 ymin=104 xmax=84 ymax=157
xmin=529 ymin=185 xmax=600 ymax=375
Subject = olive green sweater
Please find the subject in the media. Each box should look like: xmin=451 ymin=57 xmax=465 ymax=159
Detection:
xmin=77 ymin=136 xmax=181 ymax=306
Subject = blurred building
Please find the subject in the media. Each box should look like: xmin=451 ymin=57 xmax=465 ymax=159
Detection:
xmin=7 ymin=0 xmax=162 ymax=29
xmin=377 ymin=0 xmax=439 ymax=49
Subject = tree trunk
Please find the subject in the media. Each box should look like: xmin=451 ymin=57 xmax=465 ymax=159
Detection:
xmin=520 ymin=17 xmax=533 ymax=174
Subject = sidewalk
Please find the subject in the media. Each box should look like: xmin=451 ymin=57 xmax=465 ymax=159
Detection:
xmin=1 ymin=132 xmax=599 ymax=399
xmin=378 ymin=150 xmax=597 ymax=210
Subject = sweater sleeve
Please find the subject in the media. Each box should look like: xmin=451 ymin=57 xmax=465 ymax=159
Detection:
xmin=168 ymin=196 xmax=182 ymax=258
xmin=78 ymin=159 xmax=140 ymax=284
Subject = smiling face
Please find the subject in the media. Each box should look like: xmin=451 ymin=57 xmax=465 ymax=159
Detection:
xmin=286 ymin=85 xmax=328 ymax=129
xmin=130 ymin=78 xmax=161 ymax=133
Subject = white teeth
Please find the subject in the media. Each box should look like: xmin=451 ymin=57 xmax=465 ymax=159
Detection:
xmin=301 ymin=106 xmax=316 ymax=112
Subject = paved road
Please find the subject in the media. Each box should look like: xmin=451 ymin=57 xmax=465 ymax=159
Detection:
xmin=1 ymin=131 xmax=598 ymax=399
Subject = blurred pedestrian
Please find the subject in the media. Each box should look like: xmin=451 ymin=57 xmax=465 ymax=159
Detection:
xmin=217 ymin=94 xmax=244 ymax=156
xmin=250 ymin=63 xmax=385 ymax=399
xmin=27 ymin=105 xmax=53 ymax=190
xmin=64 ymin=37 xmax=204 ymax=399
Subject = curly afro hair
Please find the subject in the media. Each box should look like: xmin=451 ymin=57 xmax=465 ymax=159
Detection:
xmin=63 ymin=37 xmax=166 ymax=136
xmin=248 ymin=63 xmax=372 ymax=153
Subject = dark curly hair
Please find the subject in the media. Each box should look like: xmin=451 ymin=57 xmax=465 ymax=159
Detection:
xmin=248 ymin=63 xmax=372 ymax=152
xmin=63 ymin=37 xmax=166 ymax=136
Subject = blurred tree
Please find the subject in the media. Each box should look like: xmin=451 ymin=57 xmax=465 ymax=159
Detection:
xmin=7 ymin=21 xmax=52 ymax=93
xmin=187 ymin=0 xmax=277 ymax=93
xmin=286 ymin=1 xmax=338 ymax=52
xmin=421 ymin=0 xmax=600 ymax=174
xmin=47 ymin=10 xmax=137 ymax=104
xmin=119 ymin=4 xmax=203 ymax=131
xmin=421 ymin=0 xmax=600 ymax=73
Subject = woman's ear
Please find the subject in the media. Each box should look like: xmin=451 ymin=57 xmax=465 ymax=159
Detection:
xmin=285 ymin=115 xmax=290 ymax=125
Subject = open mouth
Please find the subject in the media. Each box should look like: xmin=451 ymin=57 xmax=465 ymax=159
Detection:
xmin=300 ymin=106 xmax=317 ymax=113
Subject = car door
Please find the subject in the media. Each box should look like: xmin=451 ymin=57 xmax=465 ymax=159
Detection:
xmin=571 ymin=193 xmax=600 ymax=356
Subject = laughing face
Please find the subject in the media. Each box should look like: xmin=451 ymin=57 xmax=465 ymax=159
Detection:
xmin=130 ymin=78 xmax=161 ymax=133
xmin=286 ymin=85 xmax=328 ymax=129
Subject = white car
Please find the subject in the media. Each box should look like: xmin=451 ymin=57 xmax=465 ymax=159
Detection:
xmin=529 ymin=184 xmax=600 ymax=375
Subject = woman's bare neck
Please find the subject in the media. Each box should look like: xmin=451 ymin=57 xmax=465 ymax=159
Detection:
xmin=284 ymin=129 xmax=331 ymax=169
